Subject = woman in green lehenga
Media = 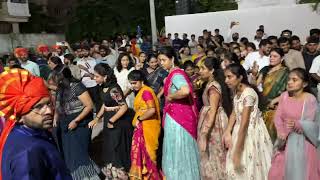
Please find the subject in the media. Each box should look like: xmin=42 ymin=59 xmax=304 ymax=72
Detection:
xmin=254 ymin=48 xmax=289 ymax=142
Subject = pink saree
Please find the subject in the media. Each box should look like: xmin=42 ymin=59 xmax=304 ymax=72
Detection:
xmin=163 ymin=68 xmax=199 ymax=139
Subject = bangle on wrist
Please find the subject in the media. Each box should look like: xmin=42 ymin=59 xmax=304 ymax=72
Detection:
xmin=137 ymin=116 xmax=142 ymax=121
xmin=108 ymin=120 xmax=114 ymax=125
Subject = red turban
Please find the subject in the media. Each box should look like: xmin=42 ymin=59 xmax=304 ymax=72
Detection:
xmin=52 ymin=45 xmax=61 ymax=50
xmin=0 ymin=69 xmax=50 ymax=179
xmin=37 ymin=44 xmax=49 ymax=54
xmin=14 ymin=48 xmax=28 ymax=58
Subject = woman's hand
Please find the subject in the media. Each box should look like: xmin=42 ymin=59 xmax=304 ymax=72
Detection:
xmin=53 ymin=116 xmax=58 ymax=127
xmin=232 ymin=151 xmax=244 ymax=173
xmin=166 ymin=94 xmax=173 ymax=102
xmin=135 ymin=119 xmax=140 ymax=127
xmin=88 ymin=119 xmax=98 ymax=128
xmin=222 ymin=131 xmax=232 ymax=149
xmin=286 ymin=119 xmax=295 ymax=131
xmin=268 ymin=99 xmax=277 ymax=110
xmin=198 ymin=135 xmax=207 ymax=152
xmin=107 ymin=122 xmax=114 ymax=129
xmin=251 ymin=61 xmax=259 ymax=76
xmin=68 ymin=120 xmax=78 ymax=130
xmin=105 ymin=106 xmax=120 ymax=112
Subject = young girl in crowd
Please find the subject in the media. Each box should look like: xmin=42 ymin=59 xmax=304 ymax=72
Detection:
xmin=128 ymin=70 xmax=163 ymax=179
xmin=114 ymin=53 xmax=135 ymax=108
xmin=223 ymin=64 xmax=272 ymax=180
xmin=197 ymin=58 xmax=232 ymax=179
xmin=89 ymin=63 xmax=133 ymax=179
xmin=269 ymin=68 xmax=320 ymax=180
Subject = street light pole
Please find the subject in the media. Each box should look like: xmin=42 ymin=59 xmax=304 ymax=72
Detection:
xmin=149 ymin=0 xmax=157 ymax=48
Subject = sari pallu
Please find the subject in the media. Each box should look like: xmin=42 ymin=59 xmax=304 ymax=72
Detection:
xmin=163 ymin=68 xmax=199 ymax=139
xmin=129 ymin=86 xmax=162 ymax=180
xmin=260 ymin=66 xmax=289 ymax=142
xmin=191 ymin=54 xmax=206 ymax=67
xmin=145 ymin=67 xmax=163 ymax=95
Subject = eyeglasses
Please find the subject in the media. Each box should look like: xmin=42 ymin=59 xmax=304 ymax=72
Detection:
xmin=31 ymin=102 xmax=52 ymax=115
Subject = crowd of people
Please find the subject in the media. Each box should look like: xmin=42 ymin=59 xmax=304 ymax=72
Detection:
xmin=0 ymin=22 xmax=320 ymax=180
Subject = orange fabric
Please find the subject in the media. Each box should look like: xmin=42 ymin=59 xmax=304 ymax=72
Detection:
xmin=37 ymin=44 xmax=49 ymax=53
xmin=0 ymin=69 xmax=50 ymax=180
xmin=14 ymin=48 xmax=28 ymax=58
xmin=52 ymin=45 xmax=61 ymax=50
xmin=130 ymin=85 xmax=162 ymax=179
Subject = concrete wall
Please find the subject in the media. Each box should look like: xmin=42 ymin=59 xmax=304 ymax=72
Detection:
xmin=165 ymin=3 xmax=320 ymax=43
xmin=0 ymin=33 xmax=65 ymax=54
xmin=238 ymin=0 xmax=297 ymax=9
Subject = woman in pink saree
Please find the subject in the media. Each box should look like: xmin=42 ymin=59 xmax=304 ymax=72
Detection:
xmin=269 ymin=68 xmax=320 ymax=180
xmin=128 ymin=70 xmax=163 ymax=180
xmin=158 ymin=47 xmax=200 ymax=180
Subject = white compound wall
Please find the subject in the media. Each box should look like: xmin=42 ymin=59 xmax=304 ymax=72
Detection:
xmin=165 ymin=3 xmax=320 ymax=43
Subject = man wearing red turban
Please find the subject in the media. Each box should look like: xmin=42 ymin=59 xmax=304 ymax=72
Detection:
xmin=14 ymin=47 xmax=40 ymax=76
xmin=0 ymin=69 xmax=71 ymax=179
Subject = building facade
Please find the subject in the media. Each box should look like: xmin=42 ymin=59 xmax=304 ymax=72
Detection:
xmin=0 ymin=0 xmax=30 ymax=33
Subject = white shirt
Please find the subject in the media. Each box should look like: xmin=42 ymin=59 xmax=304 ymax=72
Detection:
xmin=309 ymin=55 xmax=320 ymax=76
xmin=20 ymin=60 xmax=40 ymax=76
xmin=252 ymin=39 xmax=261 ymax=50
xmin=242 ymin=51 xmax=270 ymax=71
xmin=59 ymin=55 xmax=65 ymax=64
xmin=188 ymin=40 xmax=198 ymax=55
xmin=77 ymin=57 xmax=97 ymax=88
xmin=114 ymin=67 xmax=135 ymax=108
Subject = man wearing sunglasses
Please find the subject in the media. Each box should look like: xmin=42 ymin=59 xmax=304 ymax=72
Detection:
xmin=0 ymin=69 xmax=71 ymax=179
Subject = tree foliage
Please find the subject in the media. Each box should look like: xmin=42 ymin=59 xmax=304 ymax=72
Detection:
xmin=197 ymin=0 xmax=238 ymax=12
xmin=20 ymin=2 xmax=52 ymax=33
xmin=66 ymin=0 xmax=175 ymax=42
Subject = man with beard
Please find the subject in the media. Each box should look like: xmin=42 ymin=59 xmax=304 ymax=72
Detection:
xmin=77 ymin=45 xmax=101 ymax=112
xmin=253 ymin=29 xmax=264 ymax=49
xmin=52 ymin=45 xmax=66 ymax=63
xmin=0 ymin=69 xmax=72 ymax=179
xmin=97 ymin=45 xmax=118 ymax=69
xmin=14 ymin=48 xmax=40 ymax=76
xmin=64 ymin=53 xmax=81 ymax=80
xmin=278 ymin=37 xmax=305 ymax=70
xmin=36 ymin=44 xmax=52 ymax=80
xmin=243 ymin=39 xmax=272 ymax=72
xmin=304 ymin=36 xmax=320 ymax=95
xmin=290 ymin=35 xmax=302 ymax=51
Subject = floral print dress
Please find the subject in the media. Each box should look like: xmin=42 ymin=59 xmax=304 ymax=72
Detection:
xmin=226 ymin=88 xmax=272 ymax=180
xmin=197 ymin=81 xmax=228 ymax=180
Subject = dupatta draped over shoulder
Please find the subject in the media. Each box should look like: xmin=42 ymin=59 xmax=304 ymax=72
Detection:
xmin=163 ymin=68 xmax=199 ymax=139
